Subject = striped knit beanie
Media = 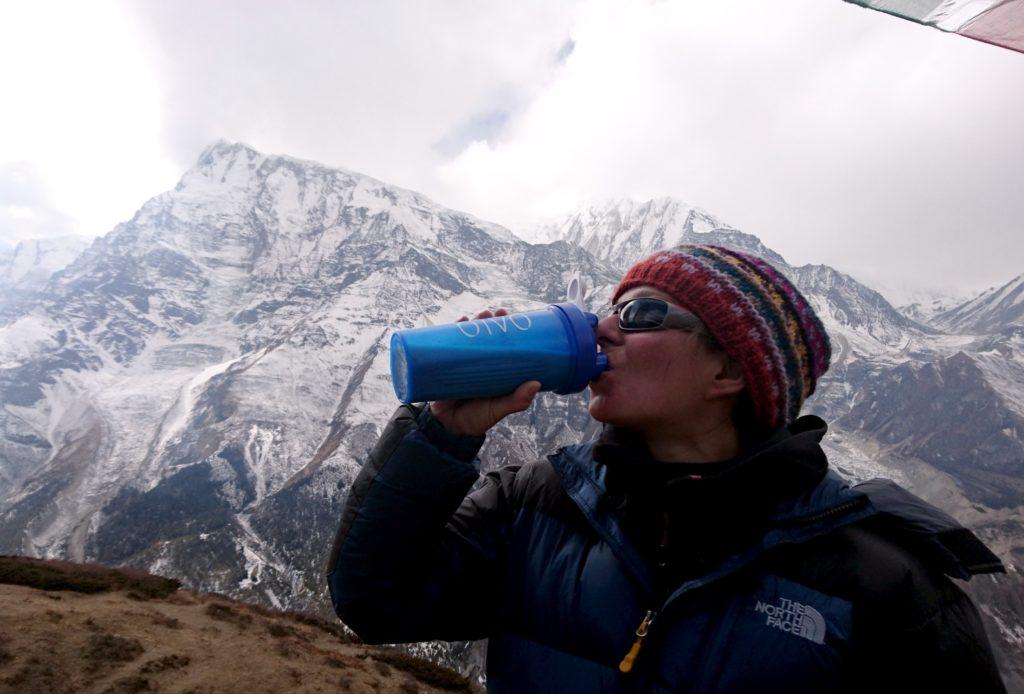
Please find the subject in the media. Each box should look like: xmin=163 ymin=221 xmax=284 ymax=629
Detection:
xmin=611 ymin=245 xmax=831 ymax=432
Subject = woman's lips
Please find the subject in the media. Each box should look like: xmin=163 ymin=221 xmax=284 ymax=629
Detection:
xmin=592 ymin=351 xmax=614 ymax=384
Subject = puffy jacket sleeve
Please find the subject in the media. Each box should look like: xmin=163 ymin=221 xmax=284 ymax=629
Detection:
xmin=325 ymin=402 xmax=518 ymax=644
xmin=896 ymin=578 xmax=1006 ymax=691
xmin=849 ymin=564 xmax=1007 ymax=692
xmin=837 ymin=480 xmax=1008 ymax=691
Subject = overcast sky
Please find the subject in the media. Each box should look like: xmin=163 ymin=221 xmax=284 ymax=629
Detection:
xmin=1 ymin=0 xmax=1021 ymax=303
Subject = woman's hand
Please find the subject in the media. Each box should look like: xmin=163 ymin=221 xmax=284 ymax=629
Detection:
xmin=429 ymin=307 xmax=542 ymax=437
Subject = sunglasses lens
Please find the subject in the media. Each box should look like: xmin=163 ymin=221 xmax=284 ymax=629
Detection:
xmin=619 ymin=299 xmax=667 ymax=330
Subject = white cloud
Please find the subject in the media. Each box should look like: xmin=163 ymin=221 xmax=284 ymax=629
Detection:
xmin=2 ymin=0 xmax=1020 ymax=298
xmin=131 ymin=0 xmax=580 ymax=190
xmin=0 ymin=162 xmax=76 ymax=245
xmin=434 ymin=0 xmax=1024 ymax=296
xmin=0 ymin=1 xmax=180 ymax=242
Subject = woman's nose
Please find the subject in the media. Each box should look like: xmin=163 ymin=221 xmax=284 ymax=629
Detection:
xmin=594 ymin=312 xmax=623 ymax=348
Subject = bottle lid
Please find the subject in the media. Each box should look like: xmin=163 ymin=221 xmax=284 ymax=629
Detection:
xmin=548 ymin=302 xmax=608 ymax=394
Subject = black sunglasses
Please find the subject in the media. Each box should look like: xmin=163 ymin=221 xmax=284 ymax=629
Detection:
xmin=610 ymin=298 xmax=717 ymax=343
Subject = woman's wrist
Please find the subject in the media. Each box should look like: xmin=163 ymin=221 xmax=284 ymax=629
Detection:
xmin=416 ymin=404 xmax=485 ymax=462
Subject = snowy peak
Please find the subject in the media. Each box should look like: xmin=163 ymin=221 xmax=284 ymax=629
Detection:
xmin=0 ymin=235 xmax=90 ymax=289
xmin=0 ymin=235 xmax=92 ymax=322
xmin=184 ymin=139 xmax=268 ymax=192
xmin=8 ymin=141 xmax=532 ymax=372
xmin=934 ymin=273 xmax=1024 ymax=334
xmin=196 ymin=139 xmax=262 ymax=165
xmin=171 ymin=140 xmax=520 ymax=249
xmin=534 ymin=201 xmax=936 ymax=367
xmin=892 ymin=290 xmax=974 ymax=325
xmin=530 ymin=196 xmax=774 ymax=268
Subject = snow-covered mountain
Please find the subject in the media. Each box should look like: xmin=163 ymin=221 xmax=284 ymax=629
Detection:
xmin=881 ymin=285 xmax=975 ymax=325
xmin=0 ymin=142 xmax=620 ymax=637
xmin=0 ymin=235 xmax=90 ymax=288
xmin=0 ymin=145 xmax=1020 ymax=688
xmin=529 ymin=197 xmax=773 ymax=268
xmin=0 ymin=235 xmax=91 ymax=320
xmin=933 ymin=273 xmax=1024 ymax=334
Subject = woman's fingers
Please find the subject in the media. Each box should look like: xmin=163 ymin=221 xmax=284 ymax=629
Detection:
xmin=512 ymin=381 xmax=542 ymax=412
xmin=492 ymin=381 xmax=542 ymax=419
xmin=430 ymin=380 xmax=541 ymax=437
xmin=432 ymin=307 xmax=528 ymax=436
xmin=457 ymin=307 xmax=509 ymax=323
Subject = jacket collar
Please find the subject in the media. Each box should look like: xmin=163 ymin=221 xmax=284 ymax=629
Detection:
xmin=552 ymin=415 xmax=1002 ymax=607
xmin=595 ymin=416 xmax=831 ymax=522
xmin=550 ymin=415 xmax=875 ymax=605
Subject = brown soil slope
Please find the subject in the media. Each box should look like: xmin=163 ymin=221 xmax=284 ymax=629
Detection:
xmin=0 ymin=556 xmax=476 ymax=693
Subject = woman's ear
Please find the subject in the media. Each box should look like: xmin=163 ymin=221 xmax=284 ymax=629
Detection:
xmin=707 ymin=355 xmax=745 ymax=400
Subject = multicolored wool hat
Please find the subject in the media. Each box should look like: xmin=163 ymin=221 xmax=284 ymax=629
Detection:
xmin=611 ymin=245 xmax=832 ymax=432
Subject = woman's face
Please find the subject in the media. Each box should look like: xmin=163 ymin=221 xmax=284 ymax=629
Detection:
xmin=588 ymin=285 xmax=730 ymax=432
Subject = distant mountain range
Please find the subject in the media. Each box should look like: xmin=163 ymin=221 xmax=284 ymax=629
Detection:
xmin=0 ymin=235 xmax=91 ymax=322
xmin=1 ymin=141 xmax=1021 ymax=688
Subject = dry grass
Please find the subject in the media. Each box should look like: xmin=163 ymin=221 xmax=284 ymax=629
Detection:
xmin=0 ymin=556 xmax=480 ymax=693
xmin=203 ymin=603 xmax=252 ymax=629
xmin=1 ymin=655 xmax=70 ymax=693
xmin=266 ymin=621 xmax=297 ymax=638
xmin=0 ymin=632 xmax=12 ymax=667
xmin=366 ymin=650 xmax=474 ymax=692
xmin=138 ymin=654 xmax=190 ymax=674
xmin=220 ymin=594 xmax=355 ymax=643
xmin=291 ymin=610 xmax=359 ymax=643
xmin=147 ymin=613 xmax=180 ymax=630
xmin=0 ymin=556 xmax=178 ymax=599
xmin=81 ymin=633 xmax=145 ymax=671
xmin=101 ymin=674 xmax=156 ymax=693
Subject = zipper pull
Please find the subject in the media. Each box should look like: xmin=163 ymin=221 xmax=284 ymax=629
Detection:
xmin=619 ymin=609 xmax=657 ymax=674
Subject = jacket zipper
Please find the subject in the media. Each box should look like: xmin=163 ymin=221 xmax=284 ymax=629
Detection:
xmin=617 ymin=498 xmax=869 ymax=676
xmin=780 ymin=496 xmax=868 ymax=526
xmin=619 ymin=512 xmax=671 ymax=674
xmin=619 ymin=609 xmax=657 ymax=673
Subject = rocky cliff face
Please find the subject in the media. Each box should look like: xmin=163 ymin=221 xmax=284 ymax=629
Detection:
xmin=1 ymin=142 xmax=1021 ymax=687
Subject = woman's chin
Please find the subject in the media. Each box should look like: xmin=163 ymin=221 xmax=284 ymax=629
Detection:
xmin=587 ymin=392 xmax=616 ymax=424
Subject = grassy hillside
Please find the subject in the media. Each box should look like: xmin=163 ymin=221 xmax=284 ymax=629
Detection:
xmin=0 ymin=556 xmax=477 ymax=693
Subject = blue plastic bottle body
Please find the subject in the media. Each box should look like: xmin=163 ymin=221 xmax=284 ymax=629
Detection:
xmin=390 ymin=302 xmax=607 ymax=403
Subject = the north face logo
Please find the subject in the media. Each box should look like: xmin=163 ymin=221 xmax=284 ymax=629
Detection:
xmin=754 ymin=597 xmax=826 ymax=644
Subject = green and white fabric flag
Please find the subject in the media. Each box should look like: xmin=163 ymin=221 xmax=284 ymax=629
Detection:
xmin=844 ymin=0 xmax=1023 ymax=54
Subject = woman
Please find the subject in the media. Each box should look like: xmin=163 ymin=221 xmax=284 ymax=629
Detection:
xmin=327 ymin=245 xmax=1006 ymax=692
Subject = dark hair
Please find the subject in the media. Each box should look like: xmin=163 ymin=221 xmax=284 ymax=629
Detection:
xmin=732 ymin=389 xmax=773 ymax=450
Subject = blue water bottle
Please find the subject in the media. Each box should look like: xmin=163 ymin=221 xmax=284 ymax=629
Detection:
xmin=390 ymin=292 xmax=608 ymax=403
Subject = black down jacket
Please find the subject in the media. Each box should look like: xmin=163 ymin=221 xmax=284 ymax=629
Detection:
xmin=327 ymin=403 xmax=1007 ymax=692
